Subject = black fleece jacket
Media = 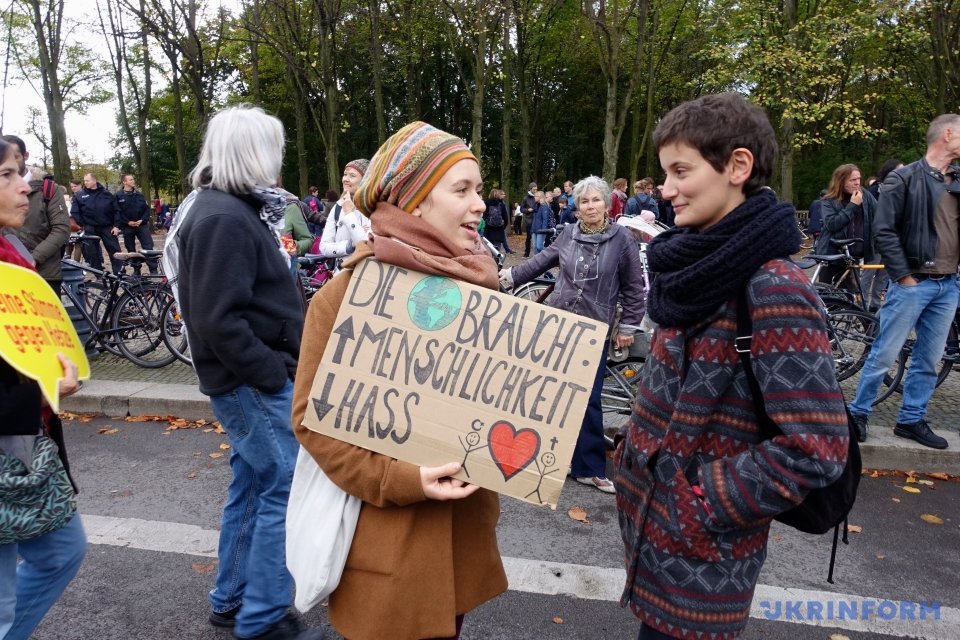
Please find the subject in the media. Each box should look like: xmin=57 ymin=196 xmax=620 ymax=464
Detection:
xmin=178 ymin=188 xmax=304 ymax=396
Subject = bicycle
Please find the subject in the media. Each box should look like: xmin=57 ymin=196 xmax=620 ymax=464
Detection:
xmin=798 ymin=219 xmax=814 ymax=250
xmin=159 ymin=292 xmax=192 ymax=367
xmin=60 ymin=245 xmax=179 ymax=368
xmin=297 ymin=254 xmax=339 ymax=305
xmin=798 ymin=237 xmax=877 ymax=310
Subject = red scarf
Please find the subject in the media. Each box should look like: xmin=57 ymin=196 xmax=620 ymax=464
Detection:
xmin=0 ymin=236 xmax=36 ymax=270
xmin=343 ymin=203 xmax=499 ymax=290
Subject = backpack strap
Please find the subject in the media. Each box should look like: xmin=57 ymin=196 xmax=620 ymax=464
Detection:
xmin=41 ymin=174 xmax=56 ymax=204
xmin=735 ymin=284 xmax=847 ymax=583
xmin=734 ymin=286 xmax=779 ymax=439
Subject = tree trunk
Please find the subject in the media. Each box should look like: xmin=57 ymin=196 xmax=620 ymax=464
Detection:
xmin=779 ymin=0 xmax=798 ymax=203
xmin=138 ymin=0 xmax=152 ymax=200
xmin=170 ymin=65 xmax=189 ymax=196
xmin=369 ymin=0 xmax=386 ymax=145
xmin=584 ymin=0 xmax=650 ymax=183
xmin=629 ymin=107 xmax=641 ymax=184
xmin=289 ymin=68 xmax=309 ymax=196
xmin=25 ymin=0 xmax=71 ymax=183
xmin=499 ymin=4 xmax=512 ymax=198
xmin=313 ymin=0 xmax=341 ymax=189
xmin=518 ymin=74 xmax=531 ymax=187
xmin=602 ymin=77 xmax=619 ymax=182
xmin=249 ymin=0 xmax=262 ymax=105
xmin=780 ymin=116 xmax=795 ymax=203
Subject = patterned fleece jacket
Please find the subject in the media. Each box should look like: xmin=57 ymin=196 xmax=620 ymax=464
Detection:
xmin=614 ymin=258 xmax=848 ymax=640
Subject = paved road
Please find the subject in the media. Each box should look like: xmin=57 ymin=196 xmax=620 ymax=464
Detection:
xmin=31 ymin=415 xmax=960 ymax=640
xmin=84 ymin=230 xmax=960 ymax=462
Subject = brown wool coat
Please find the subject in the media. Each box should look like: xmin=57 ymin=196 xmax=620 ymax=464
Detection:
xmin=291 ymin=245 xmax=508 ymax=640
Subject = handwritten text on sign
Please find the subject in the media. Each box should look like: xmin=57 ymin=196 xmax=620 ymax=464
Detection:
xmin=302 ymin=258 xmax=608 ymax=508
xmin=0 ymin=262 xmax=90 ymax=411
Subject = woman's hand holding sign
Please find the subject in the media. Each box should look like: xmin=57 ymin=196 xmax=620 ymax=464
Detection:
xmin=57 ymin=353 xmax=81 ymax=397
xmin=420 ymin=462 xmax=479 ymax=501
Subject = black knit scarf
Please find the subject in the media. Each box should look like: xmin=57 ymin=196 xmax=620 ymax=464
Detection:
xmin=646 ymin=189 xmax=800 ymax=328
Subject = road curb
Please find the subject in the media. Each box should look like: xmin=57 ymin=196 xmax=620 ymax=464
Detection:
xmin=62 ymin=381 xmax=960 ymax=473
xmin=63 ymin=379 xmax=215 ymax=421
xmin=858 ymin=426 xmax=960 ymax=474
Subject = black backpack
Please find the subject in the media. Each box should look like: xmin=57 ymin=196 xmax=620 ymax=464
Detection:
xmin=486 ymin=202 xmax=504 ymax=228
xmin=735 ymin=286 xmax=861 ymax=583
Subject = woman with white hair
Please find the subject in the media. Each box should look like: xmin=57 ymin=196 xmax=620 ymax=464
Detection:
xmin=499 ymin=176 xmax=645 ymax=494
xmin=177 ymin=106 xmax=322 ymax=640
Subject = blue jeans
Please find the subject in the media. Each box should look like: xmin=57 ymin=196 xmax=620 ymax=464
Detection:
xmin=534 ymin=233 xmax=547 ymax=254
xmin=0 ymin=514 xmax=87 ymax=640
xmin=208 ymin=381 xmax=299 ymax=638
xmin=851 ymin=276 xmax=958 ymax=423
xmin=571 ymin=358 xmax=608 ymax=477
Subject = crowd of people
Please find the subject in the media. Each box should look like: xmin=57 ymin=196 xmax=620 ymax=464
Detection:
xmin=804 ymin=115 xmax=960 ymax=451
xmin=1 ymin=99 xmax=958 ymax=640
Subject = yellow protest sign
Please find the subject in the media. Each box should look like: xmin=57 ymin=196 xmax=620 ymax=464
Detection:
xmin=0 ymin=262 xmax=90 ymax=411
xmin=302 ymin=258 xmax=609 ymax=509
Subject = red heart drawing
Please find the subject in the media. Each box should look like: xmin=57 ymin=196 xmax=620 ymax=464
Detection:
xmin=487 ymin=421 xmax=541 ymax=482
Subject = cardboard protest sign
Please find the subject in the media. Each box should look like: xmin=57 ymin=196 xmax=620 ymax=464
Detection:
xmin=302 ymin=258 xmax=609 ymax=508
xmin=0 ymin=262 xmax=90 ymax=411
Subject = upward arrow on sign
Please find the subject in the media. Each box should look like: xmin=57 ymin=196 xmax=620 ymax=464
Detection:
xmin=330 ymin=317 xmax=356 ymax=364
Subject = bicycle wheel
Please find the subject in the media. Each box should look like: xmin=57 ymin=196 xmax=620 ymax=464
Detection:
xmin=799 ymin=232 xmax=814 ymax=250
xmin=816 ymin=284 xmax=857 ymax=310
xmin=827 ymin=307 xmax=878 ymax=381
xmin=161 ymin=296 xmax=192 ymax=366
xmin=513 ymin=281 xmax=556 ymax=304
xmin=111 ymin=287 xmax=176 ymax=368
xmin=601 ymin=358 xmax=644 ymax=415
xmin=875 ymin=346 xmax=908 ymax=405
xmin=80 ymin=281 xmax=123 ymax=356
xmin=601 ymin=358 xmax=644 ymax=449
xmin=880 ymin=324 xmax=955 ymax=397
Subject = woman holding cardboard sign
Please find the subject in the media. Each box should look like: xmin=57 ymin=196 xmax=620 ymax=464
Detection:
xmin=499 ymin=175 xmax=646 ymax=494
xmin=291 ymin=122 xmax=507 ymax=640
xmin=0 ymin=137 xmax=87 ymax=640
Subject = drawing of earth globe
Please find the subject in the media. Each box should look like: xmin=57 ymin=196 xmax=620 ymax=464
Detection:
xmin=407 ymin=276 xmax=462 ymax=331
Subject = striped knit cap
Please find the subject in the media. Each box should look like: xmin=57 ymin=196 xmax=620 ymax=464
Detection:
xmin=345 ymin=158 xmax=369 ymax=177
xmin=354 ymin=121 xmax=477 ymax=216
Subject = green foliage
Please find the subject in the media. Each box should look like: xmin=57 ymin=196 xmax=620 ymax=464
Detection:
xmin=74 ymin=0 xmax=955 ymax=203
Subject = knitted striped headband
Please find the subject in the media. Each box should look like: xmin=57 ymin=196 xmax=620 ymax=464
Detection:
xmin=354 ymin=121 xmax=477 ymax=216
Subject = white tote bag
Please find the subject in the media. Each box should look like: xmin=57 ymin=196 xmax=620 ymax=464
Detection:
xmin=286 ymin=445 xmax=361 ymax=613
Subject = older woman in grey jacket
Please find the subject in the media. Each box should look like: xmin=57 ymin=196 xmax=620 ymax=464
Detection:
xmin=500 ymin=176 xmax=645 ymax=493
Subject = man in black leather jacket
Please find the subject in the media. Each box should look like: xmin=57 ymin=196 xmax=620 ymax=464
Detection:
xmin=849 ymin=114 xmax=960 ymax=450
